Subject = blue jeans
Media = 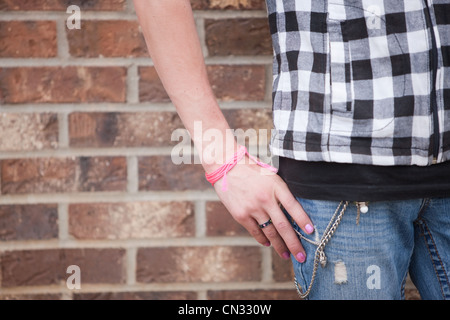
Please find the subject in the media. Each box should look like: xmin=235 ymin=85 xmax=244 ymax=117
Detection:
xmin=287 ymin=198 xmax=450 ymax=300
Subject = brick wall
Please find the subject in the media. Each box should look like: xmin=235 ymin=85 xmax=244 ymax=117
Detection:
xmin=0 ymin=0 xmax=301 ymax=300
xmin=0 ymin=0 xmax=421 ymax=301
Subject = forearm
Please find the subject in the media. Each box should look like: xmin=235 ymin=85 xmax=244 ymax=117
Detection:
xmin=134 ymin=0 xmax=236 ymax=172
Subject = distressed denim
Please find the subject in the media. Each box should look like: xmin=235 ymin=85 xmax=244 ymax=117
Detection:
xmin=287 ymin=198 xmax=450 ymax=300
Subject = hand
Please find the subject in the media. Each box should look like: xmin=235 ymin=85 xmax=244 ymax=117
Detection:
xmin=213 ymin=159 xmax=314 ymax=262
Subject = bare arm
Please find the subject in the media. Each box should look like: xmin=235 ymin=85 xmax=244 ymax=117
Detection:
xmin=134 ymin=0 xmax=313 ymax=262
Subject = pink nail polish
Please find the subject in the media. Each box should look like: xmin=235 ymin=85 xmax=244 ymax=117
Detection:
xmin=305 ymin=224 xmax=314 ymax=234
xmin=296 ymin=252 xmax=306 ymax=263
xmin=264 ymin=242 xmax=271 ymax=247
xmin=282 ymin=252 xmax=290 ymax=260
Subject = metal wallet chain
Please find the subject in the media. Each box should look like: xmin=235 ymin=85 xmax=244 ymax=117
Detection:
xmin=293 ymin=200 xmax=349 ymax=299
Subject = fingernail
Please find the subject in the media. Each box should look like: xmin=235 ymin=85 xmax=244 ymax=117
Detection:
xmin=282 ymin=252 xmax=290 ymax=260
xmin=296 ymin=252 xmax=306 ymax=263
xmin=264 ymin=242 xmax=271 ymax=247
xmin=305 ymin=224 xmax=314 ymax=234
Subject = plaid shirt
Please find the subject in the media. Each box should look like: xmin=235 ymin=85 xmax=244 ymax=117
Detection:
xmin=267 ymin=0 xmax=450 ymax=166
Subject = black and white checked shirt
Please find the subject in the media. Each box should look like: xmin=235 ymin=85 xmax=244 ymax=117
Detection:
xmin=267 ymin=0 xmax=450 ymax=166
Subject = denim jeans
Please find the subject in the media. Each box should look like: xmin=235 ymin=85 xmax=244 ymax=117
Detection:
xmin=287 ymin=198 xmax=450 ymax=300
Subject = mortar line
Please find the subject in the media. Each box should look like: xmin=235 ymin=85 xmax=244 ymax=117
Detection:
xmin=57 ymin=113 xmax=69 ymax=148
xmin=0 ymin=10 xmax=267 ymax=21
xmin=126 ymin=247 xmax=137 ymax=285
xmin=56 ymin=17 xmax=70 ymax=59
xmin=0 ymin=56 xmax=271 ymax=67
xmin=0 ymin=236 xmax=257 ymax=251
xmin=0 ymin=101 xmax=270 ymax=113
xmin=126 ymin=156 xmax=139 ymax=193
xmin=0 ymin=281 xmax=294 ymax=296
xmin=195 ymin=200 xmax=206 ymax=238
xmin=0 ymin=190 xmax=219 ymax=205
xmin=58 ymin=203 xmax=70 ymax=241
xmin=126 ymin=64 xmax=139 ymax=104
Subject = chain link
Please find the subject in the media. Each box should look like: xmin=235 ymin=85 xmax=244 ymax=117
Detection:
xmin=294 ymin=201 xmax=349 ymax=299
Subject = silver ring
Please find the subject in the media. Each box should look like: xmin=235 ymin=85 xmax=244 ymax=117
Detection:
xmin=259 ymin=219 xmax=272 ymax=229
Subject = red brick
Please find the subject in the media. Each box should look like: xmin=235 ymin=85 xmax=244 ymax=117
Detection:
xmin=405 ymin=289 xmax=421 ymax=300
xmin=0 ymin=113 xmax=58 ymax=151
xmin=0 ymin=21 xmax=57 ymax=58
xmin=138 ymin=156 xmax=210 ymax=191
xmin=206 ymin=201 xmax=247 ymax=236
xmin=0 ymin=204 xmax=58 ymax=241
xmin=73 ymin=291 xmax=197 ymax=300
xmin=205 ymin=19 xmax=271 ymax=56
xmin=0 ymin=156 xmax=127 ymax=194
xmin=0 ymin=293 xmax=63 ymax=300
xmin=136 ymin=246 xmax=261 ymax=283
xmin=0 ymin=0 xmax=126 ymax=11
xmin=69 ymin=202 xmax=195 ymax=239
xmin=208 ymin=289 xmax=299 ymax=300
xmin=68 ymin=112 xmax=184 ymax=148
xmin=77 ymin=156 xmax=127 ymax=192
xmin=1 ymin=248 xmax=126 ymax=287
xmin=206 ymin=65 xmax=266 ymax=101
xmin=68 ymin=109 xmax=271 ymax=150
xmin=138 ymin=67 xmax=170 ymax=103
xmin=67 ymin=20 xmax=148 ymax=58
xmin=190 ymin=0 xmax=265 ymax=10
xmin=1 ymin=157 xmax=77 ymax=194
xmin=138 ymin=65 xmax=266 ymax=102
xmin=0 ymin=67 xmax=126 ymax=104
xmin=271 ymin=250 xmax=295 ymax=282
xmin=223 ymin=108 xmax=273 ymax=132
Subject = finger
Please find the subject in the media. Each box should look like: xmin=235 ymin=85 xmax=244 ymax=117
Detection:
xmin=265 ymin=205 xmax=306 ymax=263
xmin=256 ymin=218 xmax=291 ymax=260
xmin=241 ymin=217 xmax=271 ymax=248
xmin=275 ymin=182 xmax=314 ymax=235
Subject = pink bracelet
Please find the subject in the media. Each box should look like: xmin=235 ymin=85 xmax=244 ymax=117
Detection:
xmin=205 ymin=145 xmax=278 ymax=191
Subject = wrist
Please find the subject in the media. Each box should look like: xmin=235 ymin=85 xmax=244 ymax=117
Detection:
xmin=205 ymin=144 xmax=278 ymax=191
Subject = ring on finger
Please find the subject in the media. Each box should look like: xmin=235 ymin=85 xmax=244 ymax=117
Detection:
xmin=258 ymin=218 xmax=272 ymax=229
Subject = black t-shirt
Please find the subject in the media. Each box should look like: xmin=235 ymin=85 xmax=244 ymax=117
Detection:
xmin=278 ymin=157 xmax=450 ymax=202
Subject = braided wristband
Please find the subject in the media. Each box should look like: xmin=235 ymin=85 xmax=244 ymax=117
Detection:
xmin=205 ymin=145 xmax=278 ymax=191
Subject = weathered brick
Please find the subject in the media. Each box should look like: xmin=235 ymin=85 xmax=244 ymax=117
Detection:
xmin=0 ymin=156 xmax=127 ymax=194
xmin=1 ymin=248 xmax=126 ymax=287
xmin=69 ymin=201 xmax=195 ymax=239
xmin=77 ymin=156 xmax=127 ymax=192
xmin=0 ymin=21 xmax=57 ymax=58
xmin=138 ymin=156 xmax=210 ymax=191
xmin=0 ymin=113 xmax=58 ymax=151
xmin=206 ymin=65 xmax=266 ymax=101
xmin=136 ymin=246 xmax=261 ymax=283
xmin=271 ymin=250 xmax=295 ymax=282
xmin=73 ymin=291 xmax=197 ymax=300
xmin=139 ymin=65 xmax=266 ymax=102
xmin=1 ymin=157 xmax=77 ymax=194
xmin=0 ymin=293 xmax=63 ymax=300
xmin=223 ymin=108 xmax=273 ymax=133
xmin=68 ymin=109 xmax=271 ymax=149
xmin=205 ymin=19 xmax=271 ymax=56
xmin=405 ymin=289 xmax=421 ymax=300
xmin=0 ymin=0 xmax=126 ymax=11
xmin=138 ymin=67 xmax=170 ymax=103
xmin=207 ymin=289 xmax=299 ymax=300
xmin=68 ymin=112 xmax=184 ymax=148
xmin=0 ymin=67 xmax=126 ymax=104
xmin=0 ymin=204 xmax=58 ymax=241
xmin=206 ymin=201 xmax=247 ymax=237
xmin=67 ymin=20 xmax=148 ymax=58
xmin=191 ymin=0 xmax=265 ymax=10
